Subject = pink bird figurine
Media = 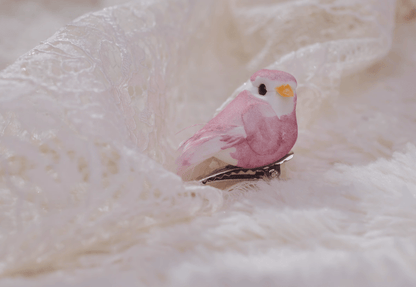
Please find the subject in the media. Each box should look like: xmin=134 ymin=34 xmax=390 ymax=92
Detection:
xmin=176 ymin=69 xmax=298 ymax=179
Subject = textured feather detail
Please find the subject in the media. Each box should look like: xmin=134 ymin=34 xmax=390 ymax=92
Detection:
xmin=242 ymin=103 xmax=282 ymax=155
xmin=176 ymin=126 xmax=243 ymax=175
xmin=220 ymin=126 xmax=246 ymax=149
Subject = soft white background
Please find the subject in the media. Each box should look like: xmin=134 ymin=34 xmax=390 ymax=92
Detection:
xmin=0 ymin=0 xmax=416 ymax=286
xmin=0 ymin=0 xmax=132 ymax=70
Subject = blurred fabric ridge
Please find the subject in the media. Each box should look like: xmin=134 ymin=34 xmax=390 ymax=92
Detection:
xmin=0 ymin=0 xmax=416 ymax=286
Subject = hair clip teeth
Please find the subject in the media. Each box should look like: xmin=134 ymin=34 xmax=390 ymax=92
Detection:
xmin=200 ymin=153 xmax=294 ymax=185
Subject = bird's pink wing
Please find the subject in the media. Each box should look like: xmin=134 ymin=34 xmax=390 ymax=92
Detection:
xmin=241 ymin=102 xmax=282 ymax=155
xmin=175 ymin=125 xmax=245 ymax=175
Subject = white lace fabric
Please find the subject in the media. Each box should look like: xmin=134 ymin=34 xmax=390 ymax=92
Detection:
xmin=0 ymin=0 xmax=401 ymax=281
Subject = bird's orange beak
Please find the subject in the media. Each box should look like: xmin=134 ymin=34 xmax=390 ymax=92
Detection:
xmin=275 ymin=84 xmax=294 ymax=98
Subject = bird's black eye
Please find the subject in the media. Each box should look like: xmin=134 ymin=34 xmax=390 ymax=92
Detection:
xmin=258 ymin=84 xmax=267 ymax=96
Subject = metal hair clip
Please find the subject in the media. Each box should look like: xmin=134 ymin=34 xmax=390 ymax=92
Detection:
xmin=200 ymin=153 xmax=293 ymax=185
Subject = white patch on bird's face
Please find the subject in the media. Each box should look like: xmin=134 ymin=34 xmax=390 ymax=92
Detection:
xmin=248 ymin=76 xmax=296 ymax=118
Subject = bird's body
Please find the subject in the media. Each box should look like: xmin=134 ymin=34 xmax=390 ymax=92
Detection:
xmin=176 ymin=69 xmax=298 ymax=176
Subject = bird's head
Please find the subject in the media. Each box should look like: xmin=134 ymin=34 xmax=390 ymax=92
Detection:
xmin=248 ymin=69 xmax=297 ymax=117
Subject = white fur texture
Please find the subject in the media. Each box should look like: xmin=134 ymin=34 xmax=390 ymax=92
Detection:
xmin=1 ymin=0 xmax=416 ymax=286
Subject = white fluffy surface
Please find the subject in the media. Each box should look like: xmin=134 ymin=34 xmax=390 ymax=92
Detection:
xmin=0 ymin=0 xmax=130 ymax=70
xmin=1 ymin=0 xmax=416 ymax=286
